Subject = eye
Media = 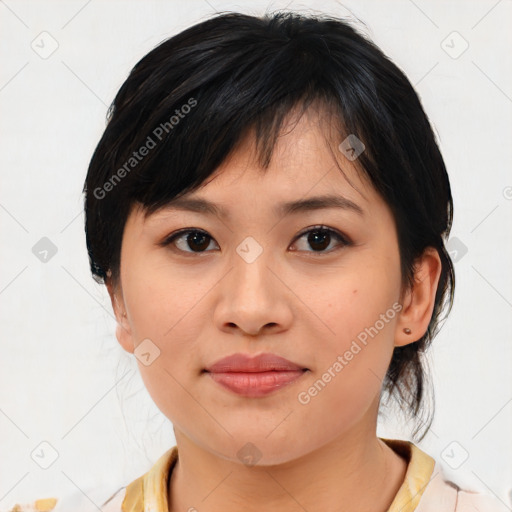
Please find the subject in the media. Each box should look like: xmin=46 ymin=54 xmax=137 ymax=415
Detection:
xmin=161 ymin=229 xmax=219 ymax=254
xmin=290 ymin=225 xmax=351 ymax=254
xmin=160 ymin=225 xmax=351 ymax=255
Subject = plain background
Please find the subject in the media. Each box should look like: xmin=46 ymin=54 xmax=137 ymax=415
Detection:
xmin=1 ymin=0 xmax=511 ymax=509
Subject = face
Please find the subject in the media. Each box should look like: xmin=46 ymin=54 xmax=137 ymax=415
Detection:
xmin=108 ymin=107 xmax=434 ymax=466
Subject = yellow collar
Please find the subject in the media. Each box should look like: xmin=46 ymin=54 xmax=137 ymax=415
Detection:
xmin=381 ymin=437 xmax=436 ymax=512
xmin=122 ymin=438 xmax=435 ymax=512
xmin=121 ymin=445 xmax=178 ymax=511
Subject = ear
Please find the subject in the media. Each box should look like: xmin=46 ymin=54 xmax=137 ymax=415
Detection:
xmin=395 ymin=247 xmax=442 ymax=347
xmin=106 ymin=276 xmax=135 ymax=354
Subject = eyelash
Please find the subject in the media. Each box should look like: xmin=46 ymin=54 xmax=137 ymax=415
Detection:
xmin=160 ymin=225 xmax=352 ymax=256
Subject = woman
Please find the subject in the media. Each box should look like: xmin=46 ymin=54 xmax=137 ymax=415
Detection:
xmin=64 ymin=10 xmax=505 ymax=512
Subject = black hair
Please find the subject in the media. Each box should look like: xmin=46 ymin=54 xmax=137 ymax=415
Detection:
xmin=83 ymin=11 xmax=455 ymax=442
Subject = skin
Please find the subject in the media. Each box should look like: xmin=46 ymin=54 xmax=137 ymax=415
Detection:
xmin=107 ymin=106 xmax=442 ymax=512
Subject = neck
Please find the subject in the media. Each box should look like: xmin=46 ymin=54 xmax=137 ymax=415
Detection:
xmin=168 ymin=427 xmax=408 ymax=512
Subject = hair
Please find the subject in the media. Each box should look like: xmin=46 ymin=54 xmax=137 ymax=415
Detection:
xmin=83 ymin=10 xmax=455 ymax=442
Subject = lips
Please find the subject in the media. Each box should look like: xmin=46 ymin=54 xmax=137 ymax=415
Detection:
xmin=204 ymin=353 xmax=308 ymax=397
xmin=205 ymin=352 xmax=307 ymax=373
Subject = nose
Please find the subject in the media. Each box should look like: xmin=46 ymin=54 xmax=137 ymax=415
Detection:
xmin=213 ymin=246 xmax=293 ymax=337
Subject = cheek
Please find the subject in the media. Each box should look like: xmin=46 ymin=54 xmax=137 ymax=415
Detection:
xmin=123 ymin=257 xmax=208 ymax=342
xmin=296 ymin=263 xmax=400 ymax=403
xmin=295 ymin=292 xmax=397 ymax=433
xmin=305 ymin=264 xmax=400 ymax=346
xmin=121 ymin=262 xmax=208 ymax=402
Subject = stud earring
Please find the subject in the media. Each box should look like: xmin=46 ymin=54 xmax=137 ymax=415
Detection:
xmin=403 ymin=328 xmax=411 ymax=335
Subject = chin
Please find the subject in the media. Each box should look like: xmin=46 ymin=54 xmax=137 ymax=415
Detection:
xmin=204 ymin=434 xmax=311 ymax=468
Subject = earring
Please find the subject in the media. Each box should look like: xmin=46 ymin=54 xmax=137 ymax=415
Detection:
xmin=403 ymin=328 xmax=412 ymax=335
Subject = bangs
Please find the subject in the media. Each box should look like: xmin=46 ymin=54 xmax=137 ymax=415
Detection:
xmin=103 ymin=22 xmax=365 ymax=219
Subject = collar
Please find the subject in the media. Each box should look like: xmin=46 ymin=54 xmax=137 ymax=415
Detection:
xmin=122 ymin=445 xmax=178 ymax=511
xmin=121 ymin=438 xmax=435 ymax=512
xmin=381 ymin=438 xmax=436 ymax=512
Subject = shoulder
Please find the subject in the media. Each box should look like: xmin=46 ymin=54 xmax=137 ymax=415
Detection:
xmin=2 ymin=486 xmax=128 ymax=512
xmin=3 ymin=447 xmax=176 ymax=512
xmin=455 ymin=486 xmax=509 ymax=512
xmin=99 ymin=486 xmax=128 ymax=512
xmin=54 ymin=486 xmax=128 ymax=512
xmin=417 ymin=462 xmax=509 ymax=512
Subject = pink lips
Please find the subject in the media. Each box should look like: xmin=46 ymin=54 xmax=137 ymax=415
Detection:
xmin=204 ymin=353 xmax=308 ymax=397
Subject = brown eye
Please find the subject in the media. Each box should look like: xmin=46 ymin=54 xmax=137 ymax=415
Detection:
xmin=291 ymin=226 xmax=350 ymax=254
xmin=162 ymin=229 xmax=218 ymax=253
xmin=161 ymin=225 xmax=351 ymax=256
xmin=307 ymin=230 xmax=331 ymax=251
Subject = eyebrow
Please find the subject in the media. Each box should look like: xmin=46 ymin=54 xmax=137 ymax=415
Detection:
xmin=160 ymin=194 xmax=364 ymax=219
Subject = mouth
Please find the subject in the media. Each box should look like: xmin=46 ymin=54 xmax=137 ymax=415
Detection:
xmin=203 ymin=352 xmax=309 ymax=398
xmin=206 ymin=370 xmax=307 ymax=397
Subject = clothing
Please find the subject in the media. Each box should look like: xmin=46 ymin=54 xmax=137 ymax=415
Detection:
xmin=102 ymin=437 xmax=509 ymax=512
xmin=7 ymin=438 xmax=507 ymax=512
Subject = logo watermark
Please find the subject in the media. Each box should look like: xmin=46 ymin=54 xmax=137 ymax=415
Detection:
xmin=93 ymin=97 xmax=197 ymax=200
xmin=297 ymin=301 xmax=403 ymax=405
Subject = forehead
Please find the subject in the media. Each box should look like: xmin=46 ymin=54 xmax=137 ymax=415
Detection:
xmin=150 ymin=193 xmax=366 ymax=225
xmin=133 ymin=105 xmax=390 ymax=232
xmin=122 ymin=109 xmax=398 ymax=259
xmin=156 ymin=108 xmax=372 ymax=214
